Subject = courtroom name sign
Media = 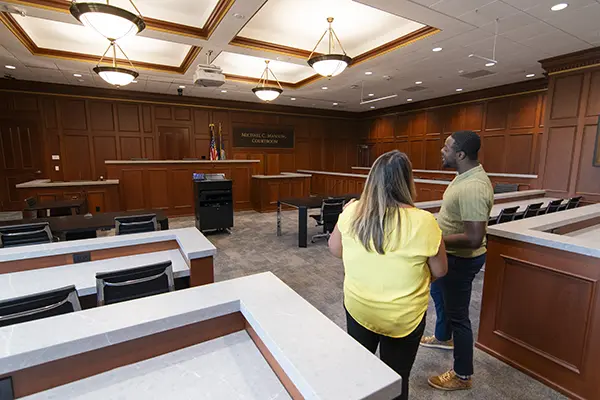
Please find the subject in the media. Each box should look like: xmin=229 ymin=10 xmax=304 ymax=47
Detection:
xmin=233 ymin=126 xmax=294 ymax=148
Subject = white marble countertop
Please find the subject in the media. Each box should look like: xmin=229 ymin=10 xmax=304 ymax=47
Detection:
xmin=351 ymin=167 xmax=538 ymax=179
xmin=415 ymin=189 xmax=547 ymax=211
xmin=252 ymin=173 xmax=312 ymax=179
xmin=0 ymin=272 xmax=402 ymax=400
xmin=488 ymin=203 xmax=600 ymax=258
xmin=297 ymin=169 xmax=450 ymax=185
xmin=0 ymin=250 xmax=189 ymax=300
xmin=105 ymin=159 xmax=260 ymax=164
xmin=16 ymin=179 xmax=119 ymax=188
xmin=0 ymin=227 xmax=216 ymax=264
xmin=23 ymin=331 xmax=290 ymax=400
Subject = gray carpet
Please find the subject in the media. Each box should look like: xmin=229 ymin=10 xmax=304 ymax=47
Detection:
xmin=169 ymin=210 xmax=565 ymax=400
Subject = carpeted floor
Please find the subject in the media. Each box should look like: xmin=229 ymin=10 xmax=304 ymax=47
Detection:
xmin=171 ymin=211 xmax=564 ymax=399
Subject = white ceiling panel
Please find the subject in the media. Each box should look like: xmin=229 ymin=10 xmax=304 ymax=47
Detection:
xmin=237 ymin=0 xmax=426 ymax=57
xmin=214 ymin=51 xmax=315 ymax=83
xmin=458 ymin=1 xmax=520 ymax=27
xmin=14 ymin=15 xmax=192 ymax=67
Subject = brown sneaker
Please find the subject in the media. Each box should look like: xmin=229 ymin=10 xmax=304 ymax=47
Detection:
xmin=428 ymin=370 xmax=472 ymax=391
xmin=420 ymin=335 xmax=454 ymax=350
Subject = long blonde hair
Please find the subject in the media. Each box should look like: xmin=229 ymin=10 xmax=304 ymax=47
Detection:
xmin=350 ymin=150 xmax=416 ymax=254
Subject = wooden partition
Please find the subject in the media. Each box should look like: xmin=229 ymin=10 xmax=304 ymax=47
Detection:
xmin=106 ymin=160 xmax=257 ymax=215
xmin=478 ymin=235 xmax=600 ymax=400
xmin=251 ymin=176 xmax=311 ymax=212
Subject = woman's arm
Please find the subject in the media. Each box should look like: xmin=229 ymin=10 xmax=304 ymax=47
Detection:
xmin=328 ymin=225 xmax=343 ymax=258
xmin=427 ymin=239 xmax=448 ymax=281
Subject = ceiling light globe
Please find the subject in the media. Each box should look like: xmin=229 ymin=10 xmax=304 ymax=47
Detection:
xmin=70 ymin=2 xmax=145 ymax=40
xmin=94 ymin=66 xmax=138 ymax=86
xmin=252 ymin=87 xmax=282 ymax=102
xmin=308 ymin=54 xmax=351 ymax=78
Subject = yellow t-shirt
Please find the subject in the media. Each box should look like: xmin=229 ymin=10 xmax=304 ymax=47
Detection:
xmin=337 ymin=202 xmax=442 ymax=338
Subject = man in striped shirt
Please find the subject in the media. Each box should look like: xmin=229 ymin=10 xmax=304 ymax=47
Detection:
xmin=421 ymin=130 xmax=494 ymax=391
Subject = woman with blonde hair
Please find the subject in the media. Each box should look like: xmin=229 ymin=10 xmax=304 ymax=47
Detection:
xmin=329 ymin=150 xmax=447 ymax=400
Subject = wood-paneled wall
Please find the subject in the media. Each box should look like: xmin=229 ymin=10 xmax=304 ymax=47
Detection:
xmin=363 ymin=91 xmax=546 ymax=176
xmin=0 ymin=83 xmax=358 ymax=211
xmin=538 ymin=48 xmax=600 ymax=203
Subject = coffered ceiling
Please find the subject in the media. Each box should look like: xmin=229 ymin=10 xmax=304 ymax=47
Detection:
xmin=0 ymin=0 xmax=599 ymax=112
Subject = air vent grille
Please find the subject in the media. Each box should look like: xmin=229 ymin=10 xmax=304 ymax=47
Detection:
xmin=402 ymin=86 xmax=427 ymax=92
xmin=460 ymin=70 xmax=495 ymax=79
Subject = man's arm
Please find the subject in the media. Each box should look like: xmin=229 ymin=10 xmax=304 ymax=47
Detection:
xmin=443 ymin=221 xmax=486 ymax=249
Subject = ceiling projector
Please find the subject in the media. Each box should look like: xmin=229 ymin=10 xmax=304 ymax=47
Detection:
xmin=193 ymin=63 xmax=225 ymax=87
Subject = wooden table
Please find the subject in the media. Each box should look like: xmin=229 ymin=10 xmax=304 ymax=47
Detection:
xmin=24 ymin=198 xmax=86 ymax=217
xmin=0 ymin=210 xmax=169 ymax=241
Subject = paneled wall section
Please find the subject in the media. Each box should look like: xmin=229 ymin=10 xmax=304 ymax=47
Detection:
xmin=363 ymin=92 xmax=546 ymax=175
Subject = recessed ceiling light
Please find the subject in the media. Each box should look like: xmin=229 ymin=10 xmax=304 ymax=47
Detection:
xmin=290 ymin=97 xmax=296 ymax=100
xmin=485 ymin=62 xmax=496 ymax=67
xmin=456 ymin=88 xmax=463 ymax=92
xmin=365 ymin=71 xmax=373 ymax=75
xmin=321 ymin=86 xmax=328 ymax=90
xmin=5 ymin=65 xmax=15 ymax=69
xmin=368 ymin=93 xmax=374 ymax=97
xmin=221 ymin=90 xmax=227 ymax=93
xmin=179 ymin=85 xmax=186 ymax=88
xmin=526 ymin=73 xmax=535 ymax=78
xmin=551 ymin=3 xmax=568 ymax=11
xmin=233 ymin=12 xmax=245 ymax=19
xmin=333 ymin=102 xmax=338 ymax=105
xmin=407 ymin=98 xmax=413 ymax=102
xmin=132 ymin=80 xmax=138 ymax=83
xmin=73 ymin=73 xmax=82 ymax=77
xmin=370 ymin=106 xmax=375 ymax=109
xmin=432 ymin=47 xmax=443 ymax=52
xmin=415 ymin=81 xmax=422 ymax=85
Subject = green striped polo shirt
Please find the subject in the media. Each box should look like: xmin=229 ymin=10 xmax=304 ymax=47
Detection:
xmin=437 ymin=164 xmax=494 ymax=258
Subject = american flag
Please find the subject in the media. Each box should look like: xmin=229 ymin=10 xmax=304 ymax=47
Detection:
xmin=209 ymin=124 xmax=218 ymax=160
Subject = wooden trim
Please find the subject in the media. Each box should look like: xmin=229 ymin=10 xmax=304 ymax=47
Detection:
xmin=90 ymin=240 xmax=179 ymax=261
xmin=246 ymin=321 xmax=305 ymax=400
xmin=225 ymin=72 xmax=322 ymax=89
xmin=1 ymin=0 xmax=234 ymax=40
xmin=188 ymin=255 xmax=214 ymax=286
xmin=0 ymin=12 xmax=201 ymax=74
xmin=1 ymin=312 xmax=246 ymax=398
xmin=543 ymin=215 xmax=600 ymax=235
xmin=541 ymin=47 xmax=600 ymax=75
xmin=0 ymin=253 xmax=71 ymax=275
xmin=230 ymin=36 xmax=315 ymax=59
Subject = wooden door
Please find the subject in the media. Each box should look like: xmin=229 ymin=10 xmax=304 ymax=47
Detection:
xmin=158 ymin=126 xmax=190 ymax=160
xmin=0 ymin=120 xmax=43 ymax=210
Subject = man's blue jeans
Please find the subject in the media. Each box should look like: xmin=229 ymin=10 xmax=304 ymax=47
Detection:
xmin=430 ymin=253 xmax=486 ymax=376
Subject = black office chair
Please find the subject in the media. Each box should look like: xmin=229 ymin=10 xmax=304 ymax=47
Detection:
xmin=115 ymin=214 xmax=158 ymax=235
xmin=310 ymin=198 xmax=345 ymax=243
xmin=0 ymin=223 xmax=53 ymax=248
xmin=543 ymin=199 xmax=564 ymax=214
xmin=514 ymin=202 xmax=544 ymax=220
xmin=0 ymin=285 xmax=81 ymax=328
xmin=559 ymin=196 xmax=583 ymax=211
xmin=493 ymin=183 xmax=519 ymax=194
xmin=493 ymin=206 xmax=520 ymax=225
xmin=96 ymin=261 xmax=175 ymax=306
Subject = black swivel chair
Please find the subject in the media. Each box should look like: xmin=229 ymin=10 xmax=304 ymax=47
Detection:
xmin=514 ymin=202 xmax=544 ymax=220
xmin=95 ymin=261 xmax=175 ymax=306
xmin=544 ymin=199 xmax=564 ymax=214
xmin=0 ymin=223 xmax=53 ymax=248
xmin=559 ymin=196 xmax=583 ymax=211
xmin=491 ymin=206 xmax=520 ymax=225
xmin=114 ymin=214 xmax=158 ymax=235
xmin=493 ymin=183 xmax=519 ymax=194
xmin=0 ymin=285 xmax=81 ymax=328
xmin=310 ymin=198 xmax=345 ymax=243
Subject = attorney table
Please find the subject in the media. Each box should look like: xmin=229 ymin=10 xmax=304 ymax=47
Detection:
xmin=0 ymin=210 xmax=169 ymax=241
xmin=277 ymin=194 xmax=359 ymax=248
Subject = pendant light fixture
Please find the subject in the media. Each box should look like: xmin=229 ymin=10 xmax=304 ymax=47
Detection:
xmin=70 ymin=0 xmax=146 ymax=40
xmin=307 ymin=17 xmax=352 ymax=78
xmin=93 ymin=39 xmax=139 ymax=86
xmin=252 ymin=60 xmax=283 ymax=102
